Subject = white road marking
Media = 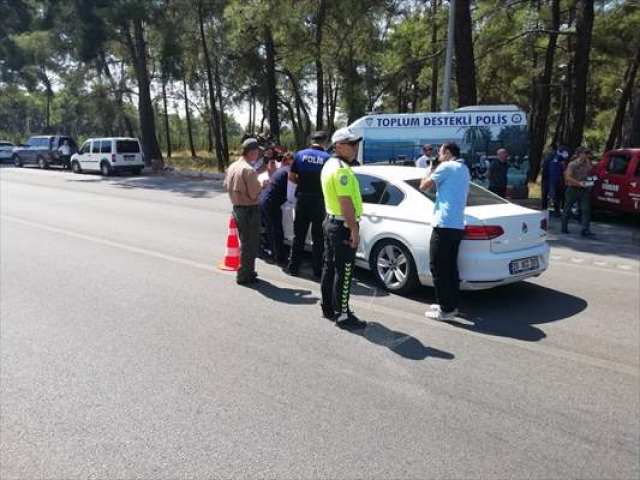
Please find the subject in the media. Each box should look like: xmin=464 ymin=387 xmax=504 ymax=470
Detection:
xmin=3 ymin=213 xmax=638 ymax=379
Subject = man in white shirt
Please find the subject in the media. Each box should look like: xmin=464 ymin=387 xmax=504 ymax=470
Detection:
xmin=415 ymin=144 xmax=434 ymax=169
xmin=58 ymin=140 xmax=71 ymax=170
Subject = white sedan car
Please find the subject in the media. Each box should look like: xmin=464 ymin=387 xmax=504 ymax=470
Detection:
xmin=283 ymin=165 xmax=550 ymax=294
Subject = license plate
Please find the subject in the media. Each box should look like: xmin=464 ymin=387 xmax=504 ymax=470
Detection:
xmin=509 ymin=256 xmax=539 ymax=275
xmin=124 ymin=155 xmax=134 ymax=161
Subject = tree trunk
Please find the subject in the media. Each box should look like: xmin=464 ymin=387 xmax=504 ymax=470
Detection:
xmin=197 ymin=0 xmax=224 ymax=170
xmin=430 ymin=0 xmax=439 ymax=112
xmin=629 ymin=84 xmax=640 ymax=148
xmin=326 ymin=69 xmax=339 ymax=132
xmin=183 ymin=77 xmax=196 ymax=158
xmin=161 ymin=78 xmax=172 ymax=158
xmin=98 ymin=51 xmax=135 ymax=137
xmin=314 ymin=0 xmax=327 ymax=130
xmin=124 ymin=19 xmax=163 ymax=169
xmin=529 ymin=0 xmax=560 ymax=181
xmin=214 ymin=56 xmax=229 ymax=166
xmin=284 ymin=69 xmax=311 ymax=148
xmin=565 ymin=0 xmax=594 ymax=152
xmin=264 ymin=25 xmax=280 ymax=141
xmin=606 ymin=45 xmax=640 ymax=151
xmin=454 ymin=0 xmax=477 ymax=107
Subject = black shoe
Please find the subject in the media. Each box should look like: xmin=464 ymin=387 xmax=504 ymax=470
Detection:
xmin=321 ymin=309 xmax=336 ymax=321
xmin=335 ymin=312 xmax=367 ymax=330
xmin=237 ymin=275 xmax=259 ymax=285
xmin=284 ymin=266 xmax=300 ymax=276
xmin=581 ymin=230 xmax=596 ymax=238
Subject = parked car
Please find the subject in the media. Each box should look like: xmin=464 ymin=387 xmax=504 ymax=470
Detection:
xmin=71 ymin=137 xmax=144 ymax=176
xmin=12 ymin=135 xmax=78 ymax=168
xmin=0 ymin=140 xmax=15 ymax=161
xmin=592 ymin=148 xmax=640 ymax=215
xmin=282 ymin=165 xmax=550 ymax=294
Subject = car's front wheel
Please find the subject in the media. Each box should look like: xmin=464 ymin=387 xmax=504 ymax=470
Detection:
xmin=37 ymin=156 xmax=48 ymax=169
xmin=370 ymin=239 xmax=419 ymax=294
xmin=100 ymin=161 xmax=111 ymax=176
xmin=71 ymin=161 xmax=82 ymax=174
xmin=12 ymin=154 xmax=22 ymax=167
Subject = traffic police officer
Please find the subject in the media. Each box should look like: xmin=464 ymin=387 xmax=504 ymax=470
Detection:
xmin=320 ymin=127 xmax=366 ymax=329
xmin=286 ymin=131 xmax=330 ymax=277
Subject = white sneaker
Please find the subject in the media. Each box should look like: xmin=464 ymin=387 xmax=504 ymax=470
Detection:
xmin=429 ymin=304 xmax=440 ymax=311
xmin=425 ymin=307 xmax=458 ymax=321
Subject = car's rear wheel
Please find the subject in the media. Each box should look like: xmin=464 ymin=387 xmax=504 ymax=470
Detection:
xmin=12 ymin=154 xmax=22 ymax=167
xmin=370 ymin=239 xmax=419 ymax=294
xmin=100 ymin=161 xmax=111 ymax=176
xmin=37 ymin=156 xmax=48 ymax=169
xmin=133 ymin=167 xmax=142 ymax=175
xmin=71 ymin=161 xmax=82 ymax=174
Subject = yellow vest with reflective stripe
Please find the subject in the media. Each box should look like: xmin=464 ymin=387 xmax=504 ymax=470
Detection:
xmin=320 ymin=157 xmax=363 ymax=218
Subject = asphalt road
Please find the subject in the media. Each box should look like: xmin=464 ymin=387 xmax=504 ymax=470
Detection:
xmin=1 ymin=166 xmax=638 ymax=479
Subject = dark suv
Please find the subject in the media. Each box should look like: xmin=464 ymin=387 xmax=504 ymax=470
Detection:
xmin=12 ymin=135 xmax=78 ymax=169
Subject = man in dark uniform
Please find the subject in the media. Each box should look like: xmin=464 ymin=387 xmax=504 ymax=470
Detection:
xmin=487 ymin=148 xmax=510 ymax=198
xmin=258 ymin=153 xmax=293 ymax=266
xmin=286 ymin=131 xmax=331 ymax=277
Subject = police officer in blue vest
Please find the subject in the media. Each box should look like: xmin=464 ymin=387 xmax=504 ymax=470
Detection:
xmin=286 ymin=131 xmax=331 ymax=277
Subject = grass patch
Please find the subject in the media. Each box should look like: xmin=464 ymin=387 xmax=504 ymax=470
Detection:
xmin=163 ymin=149 xmax=241 ymax=174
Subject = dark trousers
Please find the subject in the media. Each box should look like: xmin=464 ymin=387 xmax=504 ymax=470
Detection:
xmin=429 ymin=227 xmax=464 ymax=313
xmin=541 ymin=180 xmax=565 ymax=214
xmin=321 ymin=218 xmax=356 ymax=316
xmin=259 ymin=201 xmax=287 ymax=265
xmin=61 ymin=155 xmax=71 ymax=170
xmin=289 ymin=194 xmax=325 ymax=274
xmin=232 ymin=205 xmax=260 ymax=282
xmin=489 ymin=185 xmax=507 ymax=198
xmin=561 ymin=186 xmax=592 ymax=233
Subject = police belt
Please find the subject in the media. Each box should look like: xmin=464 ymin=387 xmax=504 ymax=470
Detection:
xmin=327 ymin=214 xmax=360 ymax=223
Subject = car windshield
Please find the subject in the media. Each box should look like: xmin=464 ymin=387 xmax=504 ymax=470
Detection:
xmin=116 ymin=140 xmax=140 ymax=153
xmin=404 ymin=178 xmax=509 ymax=206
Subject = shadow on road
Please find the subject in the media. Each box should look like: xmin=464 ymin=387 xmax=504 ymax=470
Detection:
xmin=434 ymin=281 xmax=588 ymax=342
xmin=347 ymin=321 xmax=455 ymax=361
xmin=64 ymin=172 xmax=226 ymax=199
xmin=244 ymin=278 xmax=319 ymax=305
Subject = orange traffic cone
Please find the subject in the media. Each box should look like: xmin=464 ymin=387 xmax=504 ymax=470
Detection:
xmin=218 ymin=216 xmax=241 ymax=271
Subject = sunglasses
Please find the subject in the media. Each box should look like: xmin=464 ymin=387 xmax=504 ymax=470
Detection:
xmin=424 ymin=148 xmax=433 ymax=152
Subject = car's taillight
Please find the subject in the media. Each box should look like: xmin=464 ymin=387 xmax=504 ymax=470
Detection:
xmin=540 ymin=218 xmax=548 ymax=231
xmin=463 ymin=225 xmax=504 ymax=240
xmin=111 ymin=153 xmax=116 ymax=163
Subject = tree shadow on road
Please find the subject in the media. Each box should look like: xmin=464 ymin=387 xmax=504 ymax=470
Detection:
xmin=434 ymin=281 xmax=588 ymax=342
xmin=243 ymin=278 xmax=319 ymax=305
xmin=64 ymin=172 xmax=226 ymax=199
xmin=346 ymin=321 xmax=455 ymax=361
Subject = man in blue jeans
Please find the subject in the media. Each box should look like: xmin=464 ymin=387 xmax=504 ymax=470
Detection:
xmin=419 ymin=142 xmax=470 ymax=321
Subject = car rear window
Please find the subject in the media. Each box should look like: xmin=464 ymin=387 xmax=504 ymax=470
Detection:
xmin=405 ymin=178 xmax=509 ymax=206
xmin=116 ymin=140 xmax=140 ymax=153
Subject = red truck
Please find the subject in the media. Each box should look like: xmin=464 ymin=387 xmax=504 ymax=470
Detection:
xmin=592 ymin=148 xmax=640 ymax=215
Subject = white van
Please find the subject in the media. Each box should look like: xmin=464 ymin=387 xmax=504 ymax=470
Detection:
xmin=71 ymin=137 xmax=144 ymax=176
xmin=346 ymin=104 xmax=531 ymax=198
